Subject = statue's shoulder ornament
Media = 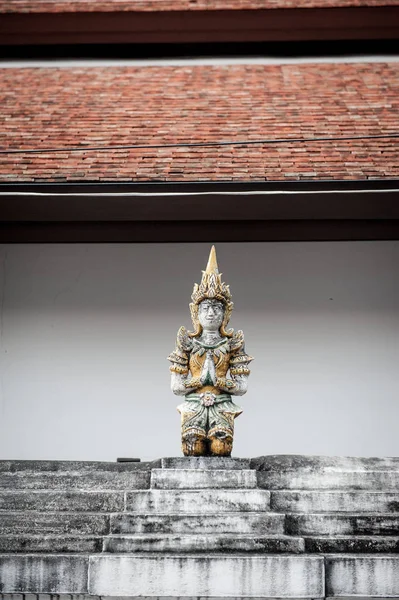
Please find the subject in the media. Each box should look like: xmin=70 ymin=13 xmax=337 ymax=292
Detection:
xmin=230 ymin=329 xmax=245 ymax=353
xmin=167 ymin=326 xmax=193 ymax=374
xmin=229 ymin=329 xmax=254 ymax=375
xmin=176 ymin=326 xmax=193 ymax=353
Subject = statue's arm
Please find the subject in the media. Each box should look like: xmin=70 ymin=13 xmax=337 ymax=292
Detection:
xmin=219 ymin=373 xmax=249 ymax=396
xmin=170 ymin=371 xmax=198 ymax=396
xmin=216 ymin=372 xmax=250 ymax=396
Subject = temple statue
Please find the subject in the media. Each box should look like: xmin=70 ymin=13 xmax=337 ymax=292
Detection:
xmin=168 ymin=246 xmax=253 ymax=457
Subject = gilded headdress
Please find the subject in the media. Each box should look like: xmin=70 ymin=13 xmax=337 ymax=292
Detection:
xmin=189 ymin=246 xmax=234 ymax=338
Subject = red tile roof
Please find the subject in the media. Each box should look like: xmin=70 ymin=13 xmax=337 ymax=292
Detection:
xmin=0 ymin=0 xmax=396 ymax=12
xmin=0 ymin=62 xmax=398 ymax=182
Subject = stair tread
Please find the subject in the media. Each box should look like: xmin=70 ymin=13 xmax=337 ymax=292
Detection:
xmin=111 ymin=512 xmax=284 ymax=523
xmin=304 ymin=534 xmax=399 ymax=538
xmin=0 ymin=533 xmax=103 ymax=538
xmin=106 ymin=532 xmax=298 ymax=538
xmin=152 ymin=468 xmax=255 ymax=473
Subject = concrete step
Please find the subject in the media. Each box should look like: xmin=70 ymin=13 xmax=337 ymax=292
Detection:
xmin=252 ymin=454 xmax=399 ymax=472
xmin=0 ymin=471 xmax=150 ymax=491
xmin=0 ymin=555 xmax=89 ymax=593
xmin=3 ymin=553 xmax=399 ymax=596
xmin=89 ymin=554 xmax=325 ymax=597
xmin=161 ymin=457 xmax=251 ymax=470
xmin=151 ymin=468 xmax=257 ymax=489
xmin=126 ymin=489 xmax=271 ymax=513
xmin=0 ymin=534 xmax=103 ymax=553
xmin=305 ymin=535 xmax=399 ymax=553
xmin=0 ymin=460 xmax=157 ymax=472
xmin=271 ymin=490 xmax=399 ymax=513
xmin=286 ymin=513 xmax=399 ymax=536
xmin=0 ymin=512 xmax=109 ymax=535
xmin=258 ymin=470 xmax=399 ymax=490
xmin=254 ymin=455 xmax=399 ymax=490
xmin=110 ymin=512 xmax=284 ymax=535
xmin=104 ymin=533 xmax=305 ymax=553
xmin=0 ymin=490 xmax=125 ymax=512
xmin=326 ymin=555 xmax=399 ymax=597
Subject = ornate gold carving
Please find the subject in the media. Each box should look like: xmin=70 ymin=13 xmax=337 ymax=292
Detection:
xmin=188 ymin=246 xmax=234 ymax=338
xmin=184 ymin=377 xmax=202 ymax=389
xmin=169 ymin=364 xmax=189 ymax=375
xmin=168 ymin=351 xmax=188 ymax=366
xmin=215 ymin=376 xmax=237 ymax=390
xmin=230 ymin=352 xmax=254 ymax=365
xmin=230 ymin=366 xmax=251 ymax=376
xmin=230 ymin=329 xmax=245 ymax=352
xmin=176 ymin=326 xmax=193 ymax=353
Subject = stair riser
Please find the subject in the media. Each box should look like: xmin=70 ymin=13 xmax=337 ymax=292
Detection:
xmin=286 ymin=514 xmax=399 ymax=536
xmin=259 ymin=471 xmax=399 ymax=490
xmin=104 ymin=534 xmax=304 ymax=553
xmin=0 ymin=556 xmax=88 ymax=593
xmin=89 ymin=555 xmax=325 ymax=597
xmin=2 ymin=554 xmax=398 ymax=596
xmin=271 ymin=490 xmax=399 ymax=513
xmin=0 ymin=472 xmax=150 ymax=491
xmin=326 ymin=556 xmax=399 ymax=596
xmin=305 ymin=536 xmax=399 ymax=553
xmin=111 ymin=513 xmax=284 ymax=535
xmin=0 ymin=491 xmax=125 ymax=512
xmin=126 ymin=489 xmax=270 ymax=513
xmin=0 ymin=513 xmax=109 ymax=536
xmin=0 ymin=535 xmax=103 ymax=553
xmin=161 ymin=457 xmax=251 ymax=470
xmin=151 ymin=469 xmax=256 ymax=489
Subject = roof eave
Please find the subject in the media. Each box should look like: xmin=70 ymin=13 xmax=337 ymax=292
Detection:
xmin=1 ymin=179 xmax=398 ymax=243
xmin=1 ymin=5 xmax=398 ymax=46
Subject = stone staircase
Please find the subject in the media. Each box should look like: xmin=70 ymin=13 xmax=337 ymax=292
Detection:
xmin=0 ymin=455 xmax=399 ymax=597
xmin=105 ymin=457 xmax=302 ymax=555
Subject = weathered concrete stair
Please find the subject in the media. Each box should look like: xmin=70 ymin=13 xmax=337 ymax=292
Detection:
xmin=103 ymin=532 xmax=305 ymax=553
xmin=254 ymin=455 xmax=399 ymax=490
xmin=151 ymin=467 xmax=257 ymax=489
xmin=105 ymin=458 xmax=295 ymax=555
xmin=126 ymin=488 xmax=271 ymax=512
xmin=0 ymin=460 xmax=153 ymax=555
xmin=1 ymin=455 xmax=399 ymax=597
xmin=110 ymin=511 xmax=284 ymax=534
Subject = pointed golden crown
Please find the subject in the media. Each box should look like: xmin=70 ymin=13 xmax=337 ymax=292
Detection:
xmin=189 ymin=246 xmax=234 ymax=337
xmin=191 ymin=246 xmax=233 ymax=306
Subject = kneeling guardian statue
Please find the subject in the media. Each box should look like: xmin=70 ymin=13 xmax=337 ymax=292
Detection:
xmin=168 ymin=246 xmax=253 ymax=457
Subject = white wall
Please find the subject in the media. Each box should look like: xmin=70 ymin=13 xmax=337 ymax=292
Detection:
xmin=0 ymin=241 xmax=398 ymax=461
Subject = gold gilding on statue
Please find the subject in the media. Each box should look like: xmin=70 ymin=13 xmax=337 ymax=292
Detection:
xmin=189 ymin=245 xmax=234 ymax=338
xmin=168 ymin=246 xmax=253 ymax=457
xmin=205 ymin=245 xmax=218 ymax=273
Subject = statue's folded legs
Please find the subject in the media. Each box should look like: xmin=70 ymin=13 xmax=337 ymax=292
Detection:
xmin=168 ymin=246 xmax=253 ymax=457
xmin=208 ymin=413 xmax=235 ymax=457
xmin=180 ymin=411 xmax=235 ymax=457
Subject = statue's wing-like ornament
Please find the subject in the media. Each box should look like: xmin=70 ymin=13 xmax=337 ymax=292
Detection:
xmin=167 ymin=326 xmax=193 ymax=374
xmin=229 ymin=330 xmax=254 ymax=376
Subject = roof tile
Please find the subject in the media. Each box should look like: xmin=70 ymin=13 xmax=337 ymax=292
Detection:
xmin=0 ymin=62 xmax=398 ymax=182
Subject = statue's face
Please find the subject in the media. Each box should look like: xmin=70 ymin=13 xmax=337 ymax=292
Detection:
xmin=198 ymin=299 xmax=225 ymax=331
